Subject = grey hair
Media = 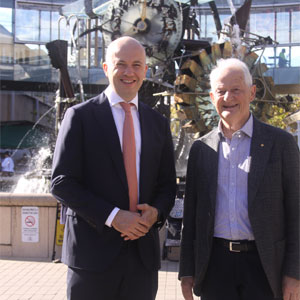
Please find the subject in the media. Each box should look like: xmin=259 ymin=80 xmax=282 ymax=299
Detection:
xmin=209 ymin=58 xmax=253 ymax=89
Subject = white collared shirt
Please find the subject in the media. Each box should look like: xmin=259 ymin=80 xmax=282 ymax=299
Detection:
xmin=104 ymin=86 xmax=142 ymax=226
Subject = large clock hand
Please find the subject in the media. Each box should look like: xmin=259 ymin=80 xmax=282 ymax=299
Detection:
xmin=140 ymin=0 xmax=147 ymax=21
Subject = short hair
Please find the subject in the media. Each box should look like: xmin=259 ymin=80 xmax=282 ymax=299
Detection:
xmin=209 ymin=58 xmax=253 ymax=89
xmin=105 ymin=36 xmax=146 ymax=65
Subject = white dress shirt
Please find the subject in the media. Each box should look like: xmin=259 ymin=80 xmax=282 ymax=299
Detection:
xmin=104 ymin=86 xmax=142 ymax=226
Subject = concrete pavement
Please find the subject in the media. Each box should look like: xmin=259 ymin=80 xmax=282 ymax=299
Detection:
xmin=0 ymin=258 xmax=200 ymax=300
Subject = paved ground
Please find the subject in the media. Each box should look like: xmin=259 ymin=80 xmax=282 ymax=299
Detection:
xmin=0 ymin=258 xmax=200 ymax=300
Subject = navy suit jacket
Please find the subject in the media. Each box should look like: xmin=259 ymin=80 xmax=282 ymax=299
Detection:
xmin=179 ymin=117 xmax=300 ymax=298
xmin=51 ymin=92 xmax=176 ymax=272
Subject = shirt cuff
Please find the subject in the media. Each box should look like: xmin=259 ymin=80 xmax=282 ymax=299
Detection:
xmin=105 ymin=207 xmax=120 ymax=227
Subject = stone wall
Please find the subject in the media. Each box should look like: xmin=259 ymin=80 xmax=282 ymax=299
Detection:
xmin=0 ymin=193 xmax=62 ymax=261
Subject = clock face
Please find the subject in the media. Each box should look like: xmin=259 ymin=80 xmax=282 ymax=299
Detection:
xmin=101 ymin=0 xmax=183 ymax=67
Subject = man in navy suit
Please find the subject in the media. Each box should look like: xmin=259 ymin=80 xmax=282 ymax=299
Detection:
xmin=51 ymin=36 xmax=176 ymax=300
xmin=179 ymin=58 xmax=299 ymax=300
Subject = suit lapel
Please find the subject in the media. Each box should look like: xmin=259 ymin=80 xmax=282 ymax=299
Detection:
xmin=248 ymin=118 xmax=273 ymax=209
xmin=204 ymin=129 xmax=220 ymax=153
xmin=91 ymin=94 xmax=128 ymax=191
xmin=202 ymin=129 xmax=220 ymax=210
xmin=138 ymin=102 xmax=151 ymax=204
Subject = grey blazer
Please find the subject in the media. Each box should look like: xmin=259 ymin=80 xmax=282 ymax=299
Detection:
xmin=179 ymin=117 xmax=300 ymax=298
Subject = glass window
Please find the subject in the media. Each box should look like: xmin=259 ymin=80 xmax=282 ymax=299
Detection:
xmin=206 ymin=14 xmax=218 ymax=42
xmin=276 ymin=10 xmax=290 ymax=44
xmin=291 ymin=10 xmax=300 ymax=43
xmin=14 ymin=43 xmax=24 ymax=64
xmin=0 ymin=7 xmax=13 ymax=33
xmin=14 ymin=43 xmax=44 ymax=65
xmin=219 ymin=13 xmax=231 ymax=39
xmin=233 ymin=0 xmax=242 ymax=5
xmin=40 ymin=11 xmax=50 ymax=42
xmin=96 ymin=29 xmax=103 ymax=66
xmin=39 ymin=45 xmax=50 ymax=65
xmin=0 ymin=44 xmax=14 ymax=64
xmin=276 ymin=47 xmax=289 ymax=68
xmin=257 ymin=47 xmax=276 ymax=68
xmin=15 ymin=9 xmax=39 ymax=41
xmin=199 ymin=14 xmax=206 ymax=38
xmin=290 ymin=46 xmax=300 ymax=67
xmin=28 ymin=44 xmax=40 ymax=65
xmin=51 ymin=11 xmax=60 ymax=41
xmin=250 ymin=10 xmax=275 ymax=42
xmin=15 ymin=7 xmax=60 ymax=43
xmin=220 ymin=13 xmax=231 ymax=26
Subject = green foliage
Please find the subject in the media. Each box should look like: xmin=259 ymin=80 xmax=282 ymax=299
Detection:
xmin=266 ymin=105 xmax=289 ymax=129
xmin=252 ymin=96 xmax=300 ymax=130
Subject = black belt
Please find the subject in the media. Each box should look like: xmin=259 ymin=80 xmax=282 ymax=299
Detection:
xmin=214 ymin=237 xmax=257 ymax=252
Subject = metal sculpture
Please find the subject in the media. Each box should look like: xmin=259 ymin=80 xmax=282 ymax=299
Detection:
xmin=50 ymin=0 xmax=290 ymax=176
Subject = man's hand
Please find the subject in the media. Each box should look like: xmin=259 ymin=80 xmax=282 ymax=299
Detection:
xmin=111 ymin=210 xmax=148 ymax=240
xmin=283 ymin=276 xmax=300 ymax=300
xmin=181 ymin=276 xmax=194 ymax=300
xmin=136 ymin=203 xmax=159 ymax=229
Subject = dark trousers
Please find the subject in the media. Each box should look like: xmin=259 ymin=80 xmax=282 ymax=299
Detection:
xmin=201 ymin=239 xmax=281 ymax=300
xmin=67 ymin=241 xmax=158 ymax=300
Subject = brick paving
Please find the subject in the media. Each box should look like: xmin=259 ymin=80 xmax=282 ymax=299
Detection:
xmin=0 ymin=259 xmax=200 ymax=300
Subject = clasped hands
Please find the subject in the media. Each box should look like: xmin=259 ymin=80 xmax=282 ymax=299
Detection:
xmin=111 ymin=203 xmax=158 ymax=241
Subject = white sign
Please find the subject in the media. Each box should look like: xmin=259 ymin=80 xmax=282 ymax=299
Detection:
xmin=22 ymin=206 xmax=39 ymax=243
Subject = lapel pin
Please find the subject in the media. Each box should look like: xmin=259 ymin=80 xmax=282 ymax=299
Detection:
xmin=260 ymin=144 xmax=264 ymax=147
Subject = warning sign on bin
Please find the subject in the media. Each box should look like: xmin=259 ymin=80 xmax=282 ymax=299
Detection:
xmin=22 ymin=207 xmax=39 ymax=243
xmin=55 ymin=204 xmax=65 ymax=246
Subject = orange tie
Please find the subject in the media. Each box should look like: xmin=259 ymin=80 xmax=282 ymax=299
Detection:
xmin=120 ymin=102 xmax=138 ymax=212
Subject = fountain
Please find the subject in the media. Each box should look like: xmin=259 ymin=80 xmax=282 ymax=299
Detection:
xmin=0 ymin=0 xmax=285 ymax=262
xmin=0 ymin=116 xmax=61 ymax=260
xmin=13 ymin=147 xmax=52 ymax=194
xmin=0 ymin=63 xmax=64 ymax=261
